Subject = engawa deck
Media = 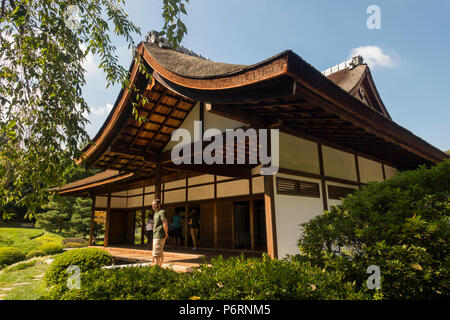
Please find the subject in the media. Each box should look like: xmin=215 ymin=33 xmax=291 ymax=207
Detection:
xmin=91 ymin=246 xmax=264 ymax=273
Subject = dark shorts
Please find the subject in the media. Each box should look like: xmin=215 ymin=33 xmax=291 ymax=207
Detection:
xmin=172 ymin=227 xmax=182 ymax=238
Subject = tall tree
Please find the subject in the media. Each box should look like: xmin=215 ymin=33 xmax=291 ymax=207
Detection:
xmin=0 ymin=0 xmax=189 ymax=217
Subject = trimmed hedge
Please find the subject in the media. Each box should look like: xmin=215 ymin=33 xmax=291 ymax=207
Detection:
xmin=26 ymin=249 xmax=46 ymax=260
xmin=44 ymin=248 xmax=113 ymax=287
xmin=0 ymin=247 xmax=26 ymax=267
xmin=63 ymin=242 xmax=86 ymax=249
xmin=62 ymin=238 xmax=88 ymax=246
xmin=43 ymin=254 xmax=373 ymax=300
xmin=38 ymin=242 xmax=64 ymax=255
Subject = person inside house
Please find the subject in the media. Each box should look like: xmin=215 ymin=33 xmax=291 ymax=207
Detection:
xmin=170 ymin=211 xmax=182 ymax=249
xmin=188 ymin=208 xmax=200 ymax=250
xmin=152 ymin=199 xmax=168 ymax=266
xmin=145 ymin=211 xmax=154 ymax=250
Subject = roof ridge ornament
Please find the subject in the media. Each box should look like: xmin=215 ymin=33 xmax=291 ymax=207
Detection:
xmin=145 ymin=30 xmax=210 ymax=61
xmin=321 ymin=55 xmax=365 ymax=76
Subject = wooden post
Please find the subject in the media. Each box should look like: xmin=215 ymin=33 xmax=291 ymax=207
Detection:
xmin=249 ymin=199 xmax=255 ymax=251
xmin=184 ymin=176 xmax=189 ymax=248
xmin=213 ymin=175 xmax=218 ymax=249
xmin=382 ymin=163 xmax=386 ymax=180
xmin=104 ymin=194 xmax=111 ymax=247
xmin=249 ymin=178 xmax=255 ymax=251
xmin=155 ymin=161 xmax=162 ymax=200
xmin=89 ymin=195 xmax=96 ymax=246
xmin=355 ymin=153 xmax=361 ymax=185
xmin=318 ymin=144 xmax=328 ymax=211
xmin=140 ymin=210 xmax=145 ymax=246
xmin=264 ymin=175 xmax=278 ymax=259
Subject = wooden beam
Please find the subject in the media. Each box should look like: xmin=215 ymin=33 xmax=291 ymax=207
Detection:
xmin=104 ymin=194 xmax=111 ymax=247
xmin=130 ymin=89 xmax=168 ymax=147
xmin=89 ymin=196 xmax=96 ymax=246
xmin=249 ymin=199 xmax=255 ymax=251
xmin=146 ymin=97 xmax=184 ymax=152
xmin=263 ymin=175 xmax=278 ymax=259
xmin=318 ymin=144 xmax=328 ymax=211
xmin=155 ymin=161 xmax=162 ymax=200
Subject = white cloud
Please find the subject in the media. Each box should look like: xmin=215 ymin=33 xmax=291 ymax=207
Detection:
xmin=80 ymin=43 xmax=98 ymax=78
xmin=90 ymin=103 xmax=113 ymax=116
xmin=349 ymin=46 xmax=397 ymax=69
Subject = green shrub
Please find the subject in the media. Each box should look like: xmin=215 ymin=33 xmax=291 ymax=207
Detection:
xmin=38 ymin=242 xmax=64 ymax=255
xmin=3 ymin=260 xmax=38 ymax=272
xmin=62 ymin=238 xmax=88 ymax=246
xmin=43 ymin=254 xmax=372 ymax=300
xmin=63 ymin=242 xmax=86 ymax=249
xmin=26 ymin=249 xmax=46 ymax=259
xmin=44 ymin=248 xmax=113 ymax=287
xmin=0 ymin=247 xmax=26 ymax=267
xmin=298 ymin=159 xmax=450 ymax=299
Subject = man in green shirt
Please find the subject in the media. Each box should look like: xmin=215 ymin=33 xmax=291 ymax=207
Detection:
xmin=152 ymin=199 xmax=168 ymax=266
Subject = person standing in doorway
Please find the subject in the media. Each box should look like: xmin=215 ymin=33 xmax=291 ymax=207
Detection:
xmin=152 ymin=199 xmax=168 ymax=266
xmin=145 ymin=212 xmax=154 ymax=250
xmin=188 ymin=208 xmax=200 ymax=250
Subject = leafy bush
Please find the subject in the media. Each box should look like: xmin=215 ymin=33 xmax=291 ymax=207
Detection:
xmin=43 ymin=254 xmax=372 ymax=300
xmin=3 ymin=260 xmax=38 ymax=272
xmin=44 ymin=248 xmax=113 ymax=287
xmin=298 ymin=159 xmax=450 ymax=299
xmin=63 ymin=242 xmax=86 ymax=249
xmin=38 ymin=242 xmax=64 ymax=255
xmin=26 ymin=249 xmax=46 ymax=260
xmin=62 ymin=238 xmax=88 ymax=246
xmin=0 ymin=247 xmax=26 ymax=267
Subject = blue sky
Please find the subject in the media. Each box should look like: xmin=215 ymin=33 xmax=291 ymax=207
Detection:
xmin=82 ymin=0 xmax=450 ymax=151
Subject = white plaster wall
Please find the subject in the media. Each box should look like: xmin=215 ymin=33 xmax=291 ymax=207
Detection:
xmin=163 ymin=102 xmax=200 ymax=152
xmin=164 ymin=189 xmax=186 ymax=204
xmin=217 ymin=179 xmax=249 ymax=198
xmin=384 ymin=165 xmax=398 ymax=179
xmin=252 ymin=176 xmax=264 ymax=194
xmin=111 ymin=191 xmax=127 ymax=197
xmin=145 ymin=185 xmax=155 ymax=193
xmin=204 ymin=108 xmax=245 ymax=133
xmin=95 ymin=196 xmax=108 ymax=208
xmin=322 ymin=146 xmax=357 ymax=181
xmin=273 ymin=173 xmax=324 ymax=258
xmin=188 ymin=185 xmax=214 ymax=201
xmin=127 ymin=195 xmax=143 ymax=208
xmin=144 ymin=194 xmax=155 ymax=207
xmin=358 ymin=156 xmax=383 ymax=183
xmin=110 ymin=197 xmax=127 ymax=209
xmin=279 ymin=132 xmax=320 ymax=174
xmin=128 ymin=188 xmax=143 ymax=196
xmin=165 ymin=179 xmax=186 ymax=190
xmin=188 ymin=174 xmax=214 ymax=186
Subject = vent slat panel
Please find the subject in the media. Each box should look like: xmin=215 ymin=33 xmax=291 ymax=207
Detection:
xmin=327 ymin=185 xmax=356 ymax=200
xmin=276 ymin=177 xmax=320 ymax=198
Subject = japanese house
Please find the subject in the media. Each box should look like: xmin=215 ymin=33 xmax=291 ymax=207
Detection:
xmin=53 ymin=32 xmax=447 ymax=258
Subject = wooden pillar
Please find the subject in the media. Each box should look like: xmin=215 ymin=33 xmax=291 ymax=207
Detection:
xmin=184 ymin=176 xmax=189 ymax=248
xmin=249 ymin=199 xmax=255 ymax=251
xmin=249 ymin=178 xmax=255 ymax=251
xmin=140 ymin=209 xmax=145 ymax=246
xmin=263 ymin=175 xmax=278 ymax=259
xmin=355 ymin=153 xmax=361 ymax=186
xmin=89 ymin=195 xmax=96 ymax=246
xmin=318 ymin=144 xmax=328 ymax=211
xmin=382 ymin=163 xmax=386 ymax=180
xmin=155 ymin=161 xmax=162 ymax=200
xmin=104 ymin=194 xmax=111 ymax=247
xmin=213 ymin=175 xmax=218 ymax=249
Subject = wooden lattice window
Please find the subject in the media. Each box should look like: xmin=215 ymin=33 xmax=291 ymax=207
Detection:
xmin=327 ymin=185 xmax=356 ymax=200
xmin=276 ymin=177 xmax=320 ymax=198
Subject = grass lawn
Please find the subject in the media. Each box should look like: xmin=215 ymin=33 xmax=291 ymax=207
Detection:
xmin=0 ymin=226 xmax=64 ymax=254
xmin=0 ymin=258 xmax=53 ymax=300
